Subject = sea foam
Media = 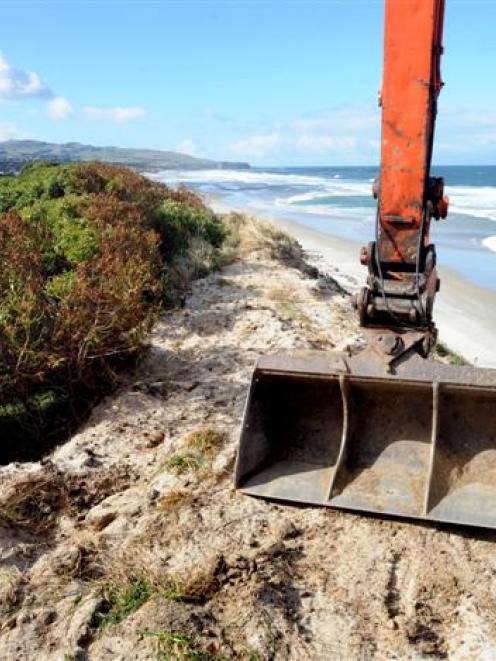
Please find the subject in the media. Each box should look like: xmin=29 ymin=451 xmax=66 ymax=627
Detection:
xmin=482 ymin=236 xmax=496 ymax=253
xmin=447 ymin=185 xmax=496 ymax=222
xmin=150 ymin=168 xmax=327 ymax=188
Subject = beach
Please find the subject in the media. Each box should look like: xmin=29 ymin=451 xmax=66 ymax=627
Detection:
xmin=265 ymin=214 xmax=496 ymax=369
xmin=210 ymin=197 xmax=496 ymax=368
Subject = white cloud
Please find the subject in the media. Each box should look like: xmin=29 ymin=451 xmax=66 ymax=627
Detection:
xmin=297 ymin=134 xmax=356 ymax=153
xmin=229 ymin=133 xmax=280 ymax=157
xmin=292 ymin=106 xmax=378 ymax=133
xmin=221 ymin=105 xmax=381 ymax=163
xmin=0 ymin=121 xmax=28 ymax=141
xmin=47 ymin=96 xmax=73 ymax=120
xmin=0 ymin=52 xmax=52 ymax=100
xmin=82 ymin=106 xmax=146 ymax=122
xmin=177 ymin=138 xmax=197 ymax=156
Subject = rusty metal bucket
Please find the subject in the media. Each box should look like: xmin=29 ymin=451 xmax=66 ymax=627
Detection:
xmin=235 ymin=350 xmax=496 ymax=528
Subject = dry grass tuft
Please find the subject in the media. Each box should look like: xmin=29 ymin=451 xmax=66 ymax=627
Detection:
xmin=52 ymin=535 xmax=103 ymax=581
xmin=176 ymin=561 xmax=221 ymax=603
xmin=266 ymin=285 xmax=314 ymax=330
xmin=0 ymin=465 xmax=71 ymax=534
xmin=266 ymin=285 xmax=301 ymax=303
xmin=163 ymin=427 xmax=227 ymax=479
xmin=221 ymin=213 xmax=279 ymax=261
xmin=157 ymin=489 xmax=196 ymax=512
xmin=185 ymin=426 xmax=227 ymax=458
xmin=0 ymin=567 xmax=24 ymax=616
xmin=222 ymin=213 xmax=322 ymax=286
xmin=0 ymin=463 xmax=134 ymax=537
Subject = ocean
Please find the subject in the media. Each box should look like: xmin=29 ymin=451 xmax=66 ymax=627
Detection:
xmin=151 ymin=165 xmax=496 ymax=290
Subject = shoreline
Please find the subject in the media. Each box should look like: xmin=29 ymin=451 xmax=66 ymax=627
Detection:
xmin=210 ymin=196 xmax=496 ymax=368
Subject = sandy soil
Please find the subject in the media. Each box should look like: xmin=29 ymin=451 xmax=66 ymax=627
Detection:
xmin=210 ymin=199 xmax=496 ymax=368
xmin=1 ymin=219 xmax=496 ymax=660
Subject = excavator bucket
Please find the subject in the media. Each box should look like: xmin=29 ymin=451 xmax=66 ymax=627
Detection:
xmin=235 ymin=351 xmax=496 ymax=529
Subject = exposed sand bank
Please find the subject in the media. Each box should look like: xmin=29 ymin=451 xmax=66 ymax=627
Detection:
xmin=211 ymin=198 xmax=496 ymax=368
xmin=3 ymin=218 xmax=496 ymax=659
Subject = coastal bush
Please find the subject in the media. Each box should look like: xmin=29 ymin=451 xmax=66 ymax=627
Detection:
xmin=0 ymin=162 xmax=225 ymax=453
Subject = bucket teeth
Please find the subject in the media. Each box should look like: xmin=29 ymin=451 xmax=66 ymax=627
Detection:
xmin=235 ymin=351 xmax=496 ymax=529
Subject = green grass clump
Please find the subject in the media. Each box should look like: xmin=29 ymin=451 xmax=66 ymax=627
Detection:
xmin=95 ymin=576 xmax=154 ymax=629
xmin=94 ymin=566 xmax=219 ymax=631
xmin=144 ymin=630 xmax=260 ymax=661
xmin=165 ymin=454 xmax=202 ymax=474
xmin=433 ymin=341 xmax=467 ymax=366
xmin=144 ymin=630 xmax=218 ymax=661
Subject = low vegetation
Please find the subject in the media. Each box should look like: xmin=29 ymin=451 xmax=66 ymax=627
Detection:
xmin=94 ymin=558 xmax=221 ymax=631
xmin=96 ymin=576 xmax=154 ymax=629
xmin=165 ymin=453 xmax=203 ymax=475
xmin=165 ymin=426 xmax=227 ymax=477
xmin=0 ymin=466 xmax=71 ymax=533
xmin=185 ymin=426 xmax=226 ymax=457
xmin=433 ymin=340 xmax=467 ymax=366
xmin=0 ymin=162 xmax=227 ymax=452
xmin=0 ymin=567 xmax=23 ymax=618
xmin=158 ymin=489 xmax=196 ymax=511
xmin=143 ymin=630 xmax=219 ymax=661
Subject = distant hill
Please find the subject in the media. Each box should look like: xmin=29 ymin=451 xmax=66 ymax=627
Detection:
xmin=0 ymin=140 xmax=250 ymax=173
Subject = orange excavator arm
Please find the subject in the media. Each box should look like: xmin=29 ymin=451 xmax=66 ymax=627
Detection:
xmin=356 ymin=0 xmax=449 ymax=349
xmin=235 ymin=0 xmax=496 ymax=530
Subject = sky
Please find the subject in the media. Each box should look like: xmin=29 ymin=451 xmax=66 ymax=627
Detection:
xmin=1 ymin=0 xmax=496 ymax=166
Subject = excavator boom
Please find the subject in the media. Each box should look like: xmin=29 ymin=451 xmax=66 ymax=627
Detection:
xmin=356 ymin=0 xmax=448 ymax=337
xmin=235 ymin=0 xmax=496 ymax=529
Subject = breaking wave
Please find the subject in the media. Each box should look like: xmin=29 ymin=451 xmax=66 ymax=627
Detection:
xmin=447 ymin=186 xmax=496 ymax=222
xmin=150 ymin=168 xmax=328 ymax=188
xmin=151 ymin=167 xmax=496 ymax=224
xmin=482 ymin=236 xmax=496 ymax=253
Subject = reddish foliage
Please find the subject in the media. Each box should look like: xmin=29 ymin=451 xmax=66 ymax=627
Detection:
xmin=52 ymin=224 xmax=161 ymax=381
xmin=0 ymin=165 xmax=176 ymax=405
xmin=0 ymin=160 xmax=223 ymax=432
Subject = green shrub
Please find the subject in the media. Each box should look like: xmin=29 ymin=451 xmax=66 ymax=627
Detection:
xmin=153 ymin=199 xmax=225 ymax=260
xmin=0 ymin=162 xmax=225 ymax=446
